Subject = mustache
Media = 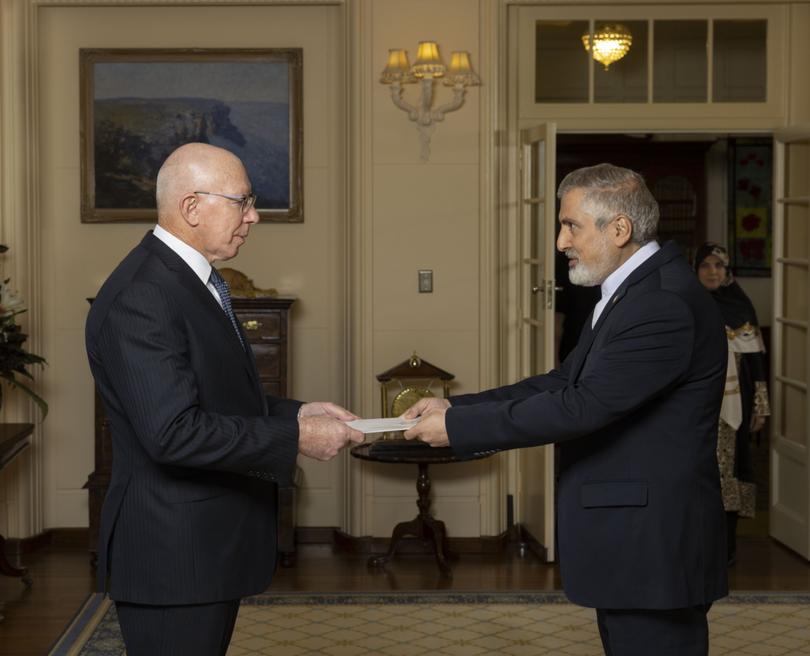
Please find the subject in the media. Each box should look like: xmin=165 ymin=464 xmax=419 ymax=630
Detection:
xmin=565 ymin=249 xmax=579 ymax=259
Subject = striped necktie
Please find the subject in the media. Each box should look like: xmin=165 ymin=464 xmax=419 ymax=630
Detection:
xmin=209 ymin=268 xmax=246 ymax=350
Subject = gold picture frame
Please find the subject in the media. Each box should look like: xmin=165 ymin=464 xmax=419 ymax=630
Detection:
xmin=80 ymin=48 xmax=303 ymax=223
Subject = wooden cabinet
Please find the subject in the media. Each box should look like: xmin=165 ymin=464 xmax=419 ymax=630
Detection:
xmin=84 ymin=391 xmax=112 ymax=567
xmin=232 ymin=297 xmax=295 ymax=399
xmin=86 ymin=296 xmax=297 ymax=565
xmin=233 ymin=297 xmax=298 ymax=566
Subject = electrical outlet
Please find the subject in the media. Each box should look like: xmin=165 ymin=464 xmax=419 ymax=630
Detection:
xmin=418 ymin=269 xmax=433 ymax=293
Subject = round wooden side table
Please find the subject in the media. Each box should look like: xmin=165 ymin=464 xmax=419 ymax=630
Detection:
xmin=351 ymin=440 xmax=490 ymax=577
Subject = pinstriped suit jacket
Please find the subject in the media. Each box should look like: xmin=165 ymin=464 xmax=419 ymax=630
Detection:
xmin=85 ymin=232 xmax=301 ymax=605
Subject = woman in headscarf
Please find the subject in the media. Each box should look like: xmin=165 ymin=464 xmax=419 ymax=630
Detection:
xmin=695 ymin=242 xmax=770 ymax=565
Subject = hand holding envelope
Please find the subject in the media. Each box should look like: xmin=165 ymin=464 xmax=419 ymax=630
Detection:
xmin=340 ymin=397 xmax=452 ymax=445
xmin=298 ymin=401 xmax=365 ymax=461
xmin=401 ymin=397 xmax=452 ymax=447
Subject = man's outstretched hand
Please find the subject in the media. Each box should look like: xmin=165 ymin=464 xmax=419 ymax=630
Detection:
xmin=298 ymin=401 xmax=359 ymax=421
xmin=402 ymin=397 xmax=451 ymax=447
xmin=401 ymin=397 xmax=450 ymax=420
xmin=298 ymin=402 xmax=363 ymax=461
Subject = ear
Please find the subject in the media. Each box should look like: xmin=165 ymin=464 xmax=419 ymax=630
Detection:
xmin=179 ymin=193 xmax=200 ymax=227
xmin=611 ymin=215 xmax=633 ymax=248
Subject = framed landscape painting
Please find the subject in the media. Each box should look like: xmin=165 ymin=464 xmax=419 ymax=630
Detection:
xmin=80 ymin=48 xmax=303 ymax=223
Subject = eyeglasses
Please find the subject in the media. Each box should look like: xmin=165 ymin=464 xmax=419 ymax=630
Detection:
xmin=194 ymin=191 xmax=257 ymax=215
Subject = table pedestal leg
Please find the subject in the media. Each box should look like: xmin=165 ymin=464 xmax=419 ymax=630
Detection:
xmin=368 ymin=463 xmax=453 ymax=577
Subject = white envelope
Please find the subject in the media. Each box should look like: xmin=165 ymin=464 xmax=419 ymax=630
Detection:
xmin=346 ymin=417 xmax=418 ymax=434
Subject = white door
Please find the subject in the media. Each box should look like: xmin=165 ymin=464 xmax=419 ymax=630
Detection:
xmin=516 ymin=123 xmax=558 ymax=560
xmin=771 ymin=127 xmax=810 ymax=560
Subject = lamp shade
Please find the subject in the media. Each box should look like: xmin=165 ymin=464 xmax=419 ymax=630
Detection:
xmin=581 ymin=24 xmax=633 ymax=71
xmin=443 ymin=51 xmax=481 ymax=87
xmin=380 ymin=49 xmax=416 ymax=84
xmin=412 ymin=41 xmax=446 ymax=78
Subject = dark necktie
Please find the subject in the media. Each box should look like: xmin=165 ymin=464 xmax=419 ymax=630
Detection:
xmin=209 ymin=268 xmax=246 ymax=350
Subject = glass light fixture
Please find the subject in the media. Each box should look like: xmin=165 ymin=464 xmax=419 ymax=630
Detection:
xmin=582 ymin=23 xmax=633 ymax=71
xmin=411 ymin=41 xmax=446 ymax=78
xmin=380 ymin=49 xmax=416 ymax=85
xmin=443 ymin=51 xmax=481 ymax=87
xmin=379 ymin=42 xmax=480 ymax=161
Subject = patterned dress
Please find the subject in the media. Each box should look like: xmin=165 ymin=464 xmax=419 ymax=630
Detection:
xmin=716 ymin=322 xmax=770 ymax=518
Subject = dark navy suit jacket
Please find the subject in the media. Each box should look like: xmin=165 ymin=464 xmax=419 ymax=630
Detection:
xmin=447 ymin=241 xmax=729 ymax=609
xmin=85 ymin=232 xmax=301 ymax=605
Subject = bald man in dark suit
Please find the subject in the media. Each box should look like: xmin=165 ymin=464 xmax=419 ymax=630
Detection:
xmin=86 ymin=143 xmax=363 ymax=655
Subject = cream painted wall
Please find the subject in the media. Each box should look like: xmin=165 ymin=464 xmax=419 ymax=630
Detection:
xmin=357 ymin=0 xmax=497 ymax=538
xmin=4 ymin=0 xmax=809 ymax=545
xmin=35 ymin=3 xmax=347 ymax=529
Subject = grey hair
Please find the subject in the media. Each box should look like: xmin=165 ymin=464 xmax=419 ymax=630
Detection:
xmin=557 ymin=163 xmax=659 ymax=245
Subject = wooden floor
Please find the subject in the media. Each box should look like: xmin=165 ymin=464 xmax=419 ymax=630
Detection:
xmin=0 ymin=532 xmax=808 ymax=656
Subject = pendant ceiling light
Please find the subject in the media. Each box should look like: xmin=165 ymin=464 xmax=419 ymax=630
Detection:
xmin=582 ymin=23 xmax=633 ymax=71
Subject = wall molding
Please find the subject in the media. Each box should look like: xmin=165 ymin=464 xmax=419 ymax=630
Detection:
xmin=506 ymin=0 xmax=803 ymax=5
xmin=29 ymin=0 xmax=343 ymax=5
xmin=477 ymin=0 xmax=506 ymax=536
xmin=345 ymin=0 xmax=374 ymax=537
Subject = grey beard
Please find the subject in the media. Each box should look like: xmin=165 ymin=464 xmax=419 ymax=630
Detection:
xmin=568 ymin=263 xmax=604 ymax=287
xmin=565 ymin=237 xmax=614 ymax=287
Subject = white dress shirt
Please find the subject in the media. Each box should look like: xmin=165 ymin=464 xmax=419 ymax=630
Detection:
xmin=592 ymin=241 xmax=661 ymax=327
xmin=152 ymin=225 xmax=224 ymax=309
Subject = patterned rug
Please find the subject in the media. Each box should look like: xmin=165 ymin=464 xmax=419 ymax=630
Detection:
xmin=49 ymin=591 xmax=810 ymax=656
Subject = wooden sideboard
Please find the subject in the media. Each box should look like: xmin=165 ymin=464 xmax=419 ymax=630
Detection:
xmin=232 ymin=297 xmax=295 ymax=398
xmin=0 ymin=424 xmax=35 ymax=593
xmin=86 ymin=296 xmax=297 ymax=566
xmin=233 ymin=297 xmax=298 ymax=567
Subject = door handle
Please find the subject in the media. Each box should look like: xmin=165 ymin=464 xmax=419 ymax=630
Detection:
xmin=545 ymin=280 xmax=557 ymax=310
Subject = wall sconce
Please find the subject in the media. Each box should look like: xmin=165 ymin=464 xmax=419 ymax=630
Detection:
xmin=380 ymin=41 xmax=480 ymax=162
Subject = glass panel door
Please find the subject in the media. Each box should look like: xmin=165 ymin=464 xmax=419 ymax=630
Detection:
xmin=771 ymin=128 xmax=810 ymax=559
xmin=517 ymin=123 xmax=557 ymax=560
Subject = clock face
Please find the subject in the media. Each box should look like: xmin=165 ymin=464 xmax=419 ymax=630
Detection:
xmin=391 ymin=386 xmax=434 ymax=418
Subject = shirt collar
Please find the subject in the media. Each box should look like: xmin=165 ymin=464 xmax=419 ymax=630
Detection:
xmin=600 ymin=240 xmax=661 ymax=300
xmin=153 ymin=225 xmax=212 ymax=287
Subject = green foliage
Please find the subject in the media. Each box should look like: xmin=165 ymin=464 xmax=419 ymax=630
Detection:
xmin=0 ymin=248 xmax=47 ymax=418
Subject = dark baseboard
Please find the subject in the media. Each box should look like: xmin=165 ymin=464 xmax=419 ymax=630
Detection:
xmin=295 ymin=526 xmax=339 ymax=545
xmin=296 ymin=526 xmax=540 ymax=558
xmin=51 ymin=528 xmax=90 ymax=547
xmin=518 ymin=524 xmax=549 ymax=562
xmin=330 ymin=529 xmax=513 ymax=555
xmin=5 ymin=530 xmax=52 ymax=556
xmin=4 ymin=528 xmax=89 ymax=557
xmin=9 ymin=524 xmax=544 ymax=560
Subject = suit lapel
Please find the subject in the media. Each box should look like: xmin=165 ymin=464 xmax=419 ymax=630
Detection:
xmin=568 ymin=310 xmax=595 ymax=382
xmin=567 ymin=241 xmax=681 ymax=382
xmin=569 ymin=285 xmax=635 ymax=382
xmin=142 ymin=233 xmax=265 ymax=403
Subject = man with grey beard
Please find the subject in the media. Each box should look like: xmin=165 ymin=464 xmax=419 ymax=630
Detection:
xmin=404 ymin=163 xmax=728 ymax=656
